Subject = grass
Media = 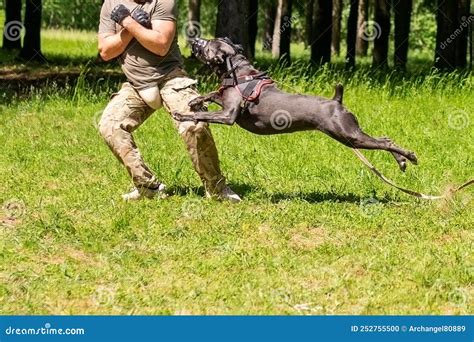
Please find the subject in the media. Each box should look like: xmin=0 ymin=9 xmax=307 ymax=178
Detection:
xmin=0 ymin=28 xmax=473 ymax=315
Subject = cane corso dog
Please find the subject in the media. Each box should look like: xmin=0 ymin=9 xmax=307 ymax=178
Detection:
xmin=172 ymin=37 xmax=418 ymax=172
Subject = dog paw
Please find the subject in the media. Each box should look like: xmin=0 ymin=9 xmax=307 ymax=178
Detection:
xmin=172 ymin=111 xmax=195 ymax=122
xmin=172 ymin=111 xmax=185 ymax=121
xmin=188 ymin=97 xmax=205 ymax=109
xmin=399 ymin=161 xmax=407 ymax=172
xmin=408 ymin=152 xmax=418 ymax=165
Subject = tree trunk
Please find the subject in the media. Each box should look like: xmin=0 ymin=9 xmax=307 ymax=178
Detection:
xmin=272 ymin=0 xmax=292 ymax=64
xmin=455 ymin=0 xmax=471 ymax=68
xmin=188 ymin=0 xmax=201 ymax=23
xmin=248 ymin=0 xmax=259 ymax=59
xmin=185 ymin=0 xmax=201 ymax=42
xmin=434 ymin=0 xmax=471 ymax=69
xmin=331 ymin=0 xmax=343 ymax=56
xmin=470 ymin=6 xmax=473 ymax=70
xmin=346 ymin=0 xmax=359 ymax=68
xmin=216 ymin=0 xmax=250 ymax=57
xmin=2 ymin=0 xmax=23 ymax=50
xmin=356 ymin=0 xmax=369 ymax=56
xmin=373 ymin=0 xmax=391 ymax=68
xmin=20 ymin=0 xmax=45 ymax=62
xmin=263 ymin=1 xmax=277 ymax=51
xmin=310 ymin=0 xmax=333 ymax=64
xmin=393 ymin=0 xmax=413 ymax=69
xmin=305 ymin=0 xmax=315 ymax=48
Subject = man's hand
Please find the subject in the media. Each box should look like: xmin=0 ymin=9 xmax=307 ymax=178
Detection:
xmin=132 ymin=9 xmax=152 ymax=29
xmin=111 ymin=4 xmax=131 ymax=26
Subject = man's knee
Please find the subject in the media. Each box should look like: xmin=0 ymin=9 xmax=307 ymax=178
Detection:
xmin=177 ymin=120 xmax=209 ymax=137
xmin=98 ymin=114 xmax=114 ymax=141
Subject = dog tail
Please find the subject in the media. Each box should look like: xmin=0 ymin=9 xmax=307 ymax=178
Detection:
xmin=333 ymin=84 xmax=344 ymax=104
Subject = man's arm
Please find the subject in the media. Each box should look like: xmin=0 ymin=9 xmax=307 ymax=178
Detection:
xmin=98 ymin=29 xmax=134 ymax=61
xmin=121 ymin=17 xmax=176 ymax=56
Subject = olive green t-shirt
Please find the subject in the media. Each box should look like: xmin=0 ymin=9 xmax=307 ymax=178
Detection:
xmin=99 ymin=0 xmax=183 ymax=90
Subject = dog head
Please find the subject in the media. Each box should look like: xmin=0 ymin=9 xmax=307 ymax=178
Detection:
xmin=190 ymin=37 xmax=245 ymax=72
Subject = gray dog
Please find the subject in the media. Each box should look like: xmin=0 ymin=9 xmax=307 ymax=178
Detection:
xmin=172 ymin=37 xmax=418 ymax=172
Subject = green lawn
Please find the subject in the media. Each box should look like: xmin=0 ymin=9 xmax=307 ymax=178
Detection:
xmin=0 ymin=29 xmax=473 ymax=315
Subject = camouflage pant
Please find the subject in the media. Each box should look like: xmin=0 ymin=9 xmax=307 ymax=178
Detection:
xmin=98 ymin=71 xmax=226 ymax=194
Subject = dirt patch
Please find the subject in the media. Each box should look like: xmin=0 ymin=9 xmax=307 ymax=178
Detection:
xmin=289 ymin=226 xmax=330 ymax=250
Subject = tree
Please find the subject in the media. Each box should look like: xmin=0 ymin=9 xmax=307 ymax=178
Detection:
xmin=356 ymin=0 xmax=369 ymax=56
xmin=186 ymin=0 xmax=201 ymax=43
xmin=19 ymin=0 xmax=45 ymax=62
xmin=434 ymin=0 xmax=471 ymax=69
xmin=331 ymin=0 xmax=343 ymax=56
xmin=216 ymin=0 xmax=250 ymax=57
xmin=262 ymin=0 xmax=277 ymax=51
xmin=346 ymin=0 xmax=359 ymax=68
xmin=373 ymin=0 xmax=391 ymax=68
xmin=272 ymin=0 xmax=293 ymax=64
xmin=248 ymin=0 xmax=259 ymax=58
xmin=394 ymin=0 xmax=413 ymax=69
xmin=188 ymin=0 xmax=201 ymax=24
xmin=310 ymin=0 xmax=333 ymax=64
xmin=455 ymin=0 xmax=470 ymax=68
xmin=305 ymin=0 xmax=315 ymax=49
xmin=2 ymin=0 xmax=23 ymax=50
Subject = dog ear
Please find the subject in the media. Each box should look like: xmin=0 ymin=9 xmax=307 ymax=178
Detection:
xmin=222 ymin=37 xmax=233 ymax=45
xmin=221 ymin=37 xmax=244 ymax=54
xmin=233 ymin=44 xmax=244 ymax=54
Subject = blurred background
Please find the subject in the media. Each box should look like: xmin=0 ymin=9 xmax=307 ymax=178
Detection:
xmin=0 ymin=0 xmax=472 ymax=71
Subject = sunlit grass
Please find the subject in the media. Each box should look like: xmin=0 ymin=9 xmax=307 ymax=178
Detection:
xmin=0 ymin=27 xmax=473 ymax=315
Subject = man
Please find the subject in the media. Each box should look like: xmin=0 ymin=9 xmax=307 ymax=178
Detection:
xmin=97 ymin=0 xmax=240 ymax=202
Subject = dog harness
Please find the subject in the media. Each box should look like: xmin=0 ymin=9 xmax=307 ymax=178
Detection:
xmin=219 ymin=57 xmax=274 ymax=107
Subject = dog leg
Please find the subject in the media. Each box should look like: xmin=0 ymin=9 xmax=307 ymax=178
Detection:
xmin=188 ymin=91 xmax=223 ymax=109
xmin=173 ymin=109 xmax=240 ymax=126
xmin=321 ymin=110 xmax=418 ymax=167
xmin=340 ymin=133 xmax=417 ymax=166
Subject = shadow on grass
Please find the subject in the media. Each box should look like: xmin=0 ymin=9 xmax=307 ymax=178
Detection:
xmin=269 ymin=191 xmax=396 ymax=204
xmin=167 ymin=182 xmax=398 ymax=204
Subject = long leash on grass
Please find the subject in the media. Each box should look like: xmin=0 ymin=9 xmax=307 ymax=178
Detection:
xmin=352 ymin=149 xmax=474 ymax=200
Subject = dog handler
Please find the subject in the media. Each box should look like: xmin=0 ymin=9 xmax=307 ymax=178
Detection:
xmin=97 ymin=0 xmax=240 ymax=202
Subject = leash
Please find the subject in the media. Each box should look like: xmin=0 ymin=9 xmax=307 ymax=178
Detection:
xmin=352 ymin=149 xmax=474 ymax=200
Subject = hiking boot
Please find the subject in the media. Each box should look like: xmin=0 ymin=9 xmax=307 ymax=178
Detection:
xmin=206 ymin=185 xmax=242 ymax=203
xmin=122 ymin=183 xmax=167 ymax=201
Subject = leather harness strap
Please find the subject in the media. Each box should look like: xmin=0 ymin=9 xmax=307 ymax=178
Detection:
xmin=220 ymin=71 xmax=274 ymax=107
xmin=353 ymin=149 xmax=474 ymax=200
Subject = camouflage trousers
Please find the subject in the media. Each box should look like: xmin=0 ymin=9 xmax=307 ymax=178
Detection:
xmin=98 ymin=71 xmax=226 ymax=194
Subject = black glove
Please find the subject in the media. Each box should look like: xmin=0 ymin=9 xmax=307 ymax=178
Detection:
xmin=111 ymin=4 xmax=131 ymax=25
xmin=132 ymin=8 xmax=152 ymax=29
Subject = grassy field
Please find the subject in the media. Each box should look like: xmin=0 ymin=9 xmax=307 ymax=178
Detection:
xmin=0 ymin=28 xmax=473 ymax=315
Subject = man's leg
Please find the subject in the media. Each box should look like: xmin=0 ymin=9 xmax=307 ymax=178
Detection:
xmin=160 ymin=76 xmax=240 ymax=201
xmin=99 ymin=83 xmax=164 ymax=198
